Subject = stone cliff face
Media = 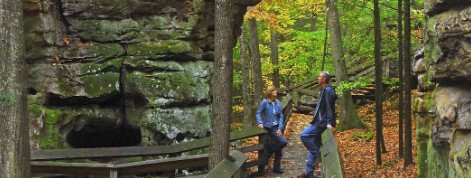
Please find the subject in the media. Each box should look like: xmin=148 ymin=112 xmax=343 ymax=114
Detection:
xmin=414 ymin=0 xmax=471 ymax=177
xmin=24 ymin=0 xmax=258 ymax=149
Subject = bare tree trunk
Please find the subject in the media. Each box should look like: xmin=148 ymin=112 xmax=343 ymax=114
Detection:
xmin=404 ymin=0 xmax=413 ymax=167
xmin=240 ymin=25 xmax=255 ymax=128
xmin=270 ymin=27 xmax=280 ymax=89
xmin=374 ymin=0 xmax=384 ymax=165
xmin=322 ymin=19 xmax=328 ymax=71
xmin=326 ymin=0 xmax=365 ymax=130
xmin=210 ymin=0 xmax=233 ymax=169
xmin=397 ymin=0 xmax=404 ymax=158
xmin=248 ymin=18 xmax=264 ymax=104
xmin=0 ymin=0 xmax=30 ymax=177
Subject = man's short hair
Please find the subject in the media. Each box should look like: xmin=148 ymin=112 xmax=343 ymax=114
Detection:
xmin=320 ymin=71 xmax=331 ymax=83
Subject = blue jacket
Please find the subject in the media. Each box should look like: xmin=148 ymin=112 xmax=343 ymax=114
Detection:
xmin=256 ymin=99 xmax=284 ymax=130
xmin=311 ymin=85 xmax=337 ymax=128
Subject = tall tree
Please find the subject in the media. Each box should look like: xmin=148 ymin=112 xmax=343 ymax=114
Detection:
xmin=0 ymin=0 xmax=30 ymax=177
xmin=373 ymin=0 xmax=384 ymax=166
xmin=270 ymin=27 xmax=280 ymax=89
xmin=248 ymin=18 xmax=264 ymax=105
xmin=325 ymin=0 xmax=365 ymax=130
xmin=209 ymin=0 xmax=233 ymax=169
xmin=404 ymin=0 xmax=413 ymax=166
xmin=322 ymin=19 xmax=328 ymax=71
xmin=240 ymin=26 xmax=256 ymax=128
xmin=397 ymin=0 xmax=405 ymax=158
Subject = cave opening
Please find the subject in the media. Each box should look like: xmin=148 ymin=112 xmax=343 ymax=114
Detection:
xmin=66 ymin=118 xmax=142 ymax=148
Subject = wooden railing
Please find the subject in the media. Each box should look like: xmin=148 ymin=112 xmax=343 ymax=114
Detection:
xmin=320 ymin=129 xmax=344 ymax=178
xmin=202 ymin=150 xmax=247 ymax=178
xmin=31 ymin=94 xmax=294 ymax=178
xmin=31 ymin=127 xmax=266 ymax=177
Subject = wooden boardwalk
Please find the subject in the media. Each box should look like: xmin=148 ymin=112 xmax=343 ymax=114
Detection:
xmin=254 ymin=113 xmax=322 ymax=178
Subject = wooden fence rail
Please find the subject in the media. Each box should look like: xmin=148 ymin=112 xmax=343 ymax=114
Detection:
xmin=320 ymin=129 xmax=344 ymax=178
xmin=31 ymin=94 xmax=294 ymax=178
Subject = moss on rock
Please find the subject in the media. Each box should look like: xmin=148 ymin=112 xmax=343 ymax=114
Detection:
xmin=77 ymin=19 xmax=139 ymax=42
xmin=140 ymin=106 xmax=211 ymax=141
xmin=81 ymin=72 xmax=120 ymax=97
xmin=127 ymin=40 xmax=199 ymax=59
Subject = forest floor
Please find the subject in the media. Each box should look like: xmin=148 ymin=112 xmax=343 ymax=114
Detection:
xmin=241 ymin=94 xmax=418 ymax=177
xmin=335 ymin=96 xmax=418 ymax=177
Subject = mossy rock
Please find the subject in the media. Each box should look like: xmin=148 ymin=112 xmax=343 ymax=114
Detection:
xmin=140 ymin=106 xmax=211 ymax=142
xmin=50 ymin=62 xmax=121 ymax=98
xmin=24 ymin=13 xmax=56 ymax=33
xmin=127 ymin=40 xmax=201 ymax=60
xmin=124 ymin=61 xmax=211 ymax=107
xmin=137 ymin=15 xmax=194 ymax=40
xmin=29 ymin=106 xmax=121 ymax=149
xmin=80 ymin=58 xmax=122 ymax=74
xmin=425 ymin=0 xmax=469 ymax=15
xmin=123 ymin=57 xmax=184 ymax=72
xmin=61 ymin=43 xmax=125 ymax=61
xmin=424 ymin=8 xmax=471 ymax=83
xmin=124 ymin=71 xmax=209 ymax=107
xmin=81 ymin=72 xmax=120 ymax=98
xmin=75 ymin=19 xmax=139 ymax=43
xmin=26 ymin=63 xmax=49 ymax=92
xmin=26 ymin=46 xmax=58 ymax=60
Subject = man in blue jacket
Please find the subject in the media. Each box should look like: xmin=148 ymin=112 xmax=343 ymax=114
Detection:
xmin=298 ymin=71 xmax=337 ymax=178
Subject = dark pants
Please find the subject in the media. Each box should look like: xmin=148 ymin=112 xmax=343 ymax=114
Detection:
xmin=265 ymin=125 xmax=288 ymax=171
xmin=300 ymin=125 xmax=325 ymax=174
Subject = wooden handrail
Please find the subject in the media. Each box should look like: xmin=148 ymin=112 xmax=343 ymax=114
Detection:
xmin=32 ymin=154 xmax=209 ymax=177
xmin=320 ymin=129 xmax=344 ymax=178
xmin=203 ymin=150 xmax=247 ymax=178
xmin=31 ymin=127 xmax=266 ymax=161
xmin=31 ymin=90 xmax=294 ymax=177
xmin=281 ymin=94 xmax=293 ymax=131
xmin=278 ymin=77 xmax=317 ymax=93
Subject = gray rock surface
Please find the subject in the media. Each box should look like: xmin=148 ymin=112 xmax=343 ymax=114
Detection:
xmin=24 ymin=0 xmax=258 ymax=149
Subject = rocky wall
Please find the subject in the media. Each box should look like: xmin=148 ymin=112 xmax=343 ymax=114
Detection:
xmin=24 ymin=0 xmax=258 ymax=150
xmin=414 ymin=0 xmax=471 ymax=177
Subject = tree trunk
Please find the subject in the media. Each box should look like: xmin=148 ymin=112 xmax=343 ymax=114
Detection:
xmin=397 ymin=0 xmax=404 ymax=158
xmin=270 ymin=27 xmax=280 ymax=89
xmin=248 ymin=18 xmax=264 ymax=105
xmin=404 ymin=0 xmax=413 ymax=167
xmin=0 ymin=0 xmax=30 ymax=177
xmin=322 ymin=19 xmax=328 ymax=71
xmin=240 ymin=25 xmax=255 ymax=128
xmin=209 ymin=0 xmax=233 ymax=169
xmin=325 ymin=0 xmax=365 ymax=130
xmin=373 ymin=0 xmax=383 ymax=166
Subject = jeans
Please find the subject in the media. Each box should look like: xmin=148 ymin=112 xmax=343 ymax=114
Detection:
xmin=265 ymin=126 xmax=288 ymax=171
xmin=300 ymin=124 xmax=325 ymax=174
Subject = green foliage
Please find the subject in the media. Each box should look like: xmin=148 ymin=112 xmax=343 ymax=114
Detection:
xmin=351 ymin=131 xmax=374 ymax=142
xmin=383 ymin=76 xmax=399 ymax=90
xmin=336 ymin=77 xmax=374 ymax=92
xmin=232 ymin=0 xmax=425 ymax=102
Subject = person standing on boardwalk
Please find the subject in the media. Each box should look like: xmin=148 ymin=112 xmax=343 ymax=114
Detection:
xmin=256 ymin=86 xmax=288 ymax=174
xmin=298 ymin=72 xmax=337 ymax=178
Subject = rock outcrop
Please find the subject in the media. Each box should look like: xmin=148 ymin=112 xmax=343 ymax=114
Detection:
xmin=24 ymin=0 xmax=259 ymax=149
xmin=414 ymin=1 xmax=471 ymax=177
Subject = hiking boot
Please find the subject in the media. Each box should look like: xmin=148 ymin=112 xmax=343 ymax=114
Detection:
xmin=273 ymin=169 xmax=284 ymax=174
xmin=313 ymin=158 xmax=321 ymax=168
xmin=296 ymin=172 xmax=314 ymax=178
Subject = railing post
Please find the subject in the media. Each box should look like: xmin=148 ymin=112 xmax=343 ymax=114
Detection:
xmin=257 ymin=133 xmax=268 ymax=174
xmin=234 ymin=163 xmax=249 ymax=178
xmin=109 ymin=169 xmax=118 ymax=178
